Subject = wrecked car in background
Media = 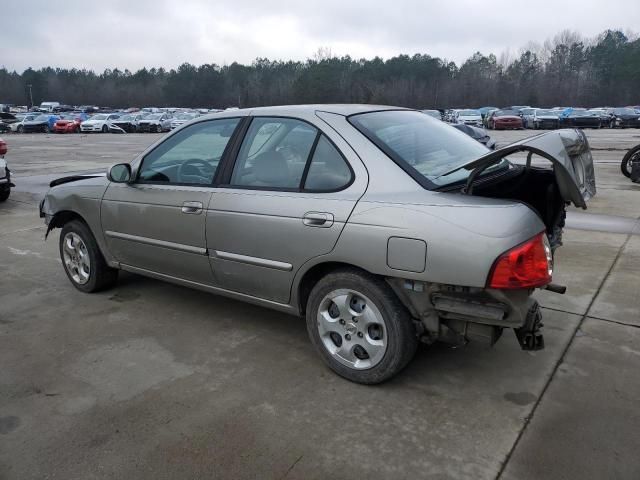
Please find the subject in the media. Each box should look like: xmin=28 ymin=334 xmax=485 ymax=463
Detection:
xmin=137 ymin=113 xmax=173 ymax=132
xmin=109 ymin=113 xmax=148 ymax=133
xmin=39 ymin=105 xmax=595 ymax=384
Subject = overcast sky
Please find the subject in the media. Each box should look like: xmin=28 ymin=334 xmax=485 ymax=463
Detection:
xmin=3 ymin=0 xmax=639 ymax=72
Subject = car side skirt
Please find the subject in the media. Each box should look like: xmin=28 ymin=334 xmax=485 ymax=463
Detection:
xmin=119 ymin=263 xmax=300 ymax=316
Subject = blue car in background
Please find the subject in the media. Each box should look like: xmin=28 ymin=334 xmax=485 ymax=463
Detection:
xmin=22 ymin=114 xmax=60 ymax=133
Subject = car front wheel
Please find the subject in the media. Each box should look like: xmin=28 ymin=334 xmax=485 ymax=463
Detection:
xmin=306 ymin=269 xmax=419 ymax=384
xmin=59 ymin=220 xmax=118 ymax=292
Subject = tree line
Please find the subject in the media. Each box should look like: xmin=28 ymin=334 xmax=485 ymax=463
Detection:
xmin=1 ymin=29 xmax=638 ymax=109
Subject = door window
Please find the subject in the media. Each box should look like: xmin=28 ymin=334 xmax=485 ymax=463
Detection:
xmin=303 ymin=135 xmax=353 ymax=191
xmin=230 ymin=118 xmax=318 ymax=189
xmin=137 ymin=118 xmax=240 ymax=185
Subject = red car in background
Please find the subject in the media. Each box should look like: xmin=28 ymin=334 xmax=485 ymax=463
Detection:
xmin=487 ymin=109 xmax=524 ymax=130
xmin=53 ymin=113 xmax=85 ymax=133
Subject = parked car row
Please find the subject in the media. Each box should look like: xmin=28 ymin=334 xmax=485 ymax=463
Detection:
xmin=0 ymin=107 xmax=226 ymax=134
xmin=436 ymin=106 xmax=640 ymax=130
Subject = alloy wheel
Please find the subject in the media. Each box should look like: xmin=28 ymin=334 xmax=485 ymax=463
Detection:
xmin=316 ymin=289 xmax=387 ymax=370
xmin=62 ymin=232 xmax=91 ymax=284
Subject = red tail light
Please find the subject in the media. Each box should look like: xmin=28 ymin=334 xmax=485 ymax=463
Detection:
xmin=488 ymin=232 xmax=552 ymax=289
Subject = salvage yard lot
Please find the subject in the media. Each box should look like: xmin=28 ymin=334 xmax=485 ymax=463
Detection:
xmin=1 ymin=129 xmax=640 ymax=479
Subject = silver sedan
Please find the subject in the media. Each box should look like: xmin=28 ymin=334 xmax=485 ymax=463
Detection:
xmin=39 ymin=105 xmax=596 ymax=383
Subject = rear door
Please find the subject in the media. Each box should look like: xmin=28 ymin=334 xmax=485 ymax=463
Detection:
xmin=206 ymin=115 xmax=368 ymax=303
xmin=101 ymin=117 xmax=242 ymax=284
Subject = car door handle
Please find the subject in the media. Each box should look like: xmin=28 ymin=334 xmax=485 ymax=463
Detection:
xmin=181 ymin=201 xmax=203 ymax=214
xmin=303 ymin=212 xmax=334 ymax=228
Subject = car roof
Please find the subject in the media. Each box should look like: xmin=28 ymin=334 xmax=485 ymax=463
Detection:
xmin=199 ymin=104 xmax=408 ymax=120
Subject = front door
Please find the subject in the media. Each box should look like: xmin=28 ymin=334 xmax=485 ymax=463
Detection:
xmin=101 ymin=117 xmax=242 ymax=285
xmin=207 ymin=116 xmax=367 ymax=304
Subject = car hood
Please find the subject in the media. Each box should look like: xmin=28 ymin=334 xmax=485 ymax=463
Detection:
xmin=616 ymin=114 xmax=640 ymax=120
xmin=83 ymin=120 xmax=104 ymax=124
xmin=494 ymin=115 xmax=521 ymax=121
xmin=24 ymin=120 xmax=48 ymax=125
xmin=448 ymin=129 xmax=595 ymax=209
xmin=537 ymin=115 xmax=559 ymax=119
xmin=49 ymin=173 xmax=106 ymax=188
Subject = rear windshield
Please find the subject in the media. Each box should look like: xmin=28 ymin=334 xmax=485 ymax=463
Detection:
xmin=349 ymin=110 xmax=493 ymax=188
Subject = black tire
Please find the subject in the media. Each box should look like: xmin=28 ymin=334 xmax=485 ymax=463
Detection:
xmin=43 ymin=125 xmax=50 ymax=133
xmin=305 ymin=268 xmax=419 ymax=384
xmin=621 ymin=145 xmax=640 ymax=178
xmin=59 ymin=220 xmax=118 ymax=293
xmin=0 ymin=188 xmax=9 ymax=202
xmin=155 ymin=124 xmax=162 ymax=133
xmin=17 ymin=125 xmax=23 ymax=133
xmin=102 ymin=124 xmax=108 ymax=133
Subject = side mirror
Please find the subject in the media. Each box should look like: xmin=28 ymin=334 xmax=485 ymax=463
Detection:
xmin=107 ymin=163 xmax=132 ymax=183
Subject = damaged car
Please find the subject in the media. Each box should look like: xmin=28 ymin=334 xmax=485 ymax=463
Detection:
xmin=39 ymin=105 xmax=596 ymax=384
xmin=137 ymin=113 xmax=173 ymax=133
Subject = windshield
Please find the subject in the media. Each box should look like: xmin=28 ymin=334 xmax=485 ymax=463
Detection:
xmin=349 ymin=110 xmax=492 ymax=188
xmin=147 ymin=114 xmax=163 ymax=120
xmin=177 ymin=113 xmax=196 ymax=120
xmin=91 ymin=114 xmax=108 ymax=120
xmin=34 ymin=115 xmax=49 ymax=121
xmin=536 ymin=109 xmax=556 ymax=116
xmin=614 ymin=108 xmax=636 ymax=115
xmin=117 ymin=115 xmax=133 ymax=121
xmin=458 ymin=110 xmax=480 ymax=116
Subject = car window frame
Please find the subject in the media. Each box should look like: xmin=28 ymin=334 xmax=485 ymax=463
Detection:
xmin=134 ymin=116 xmax=245 ymax=187
xmin=218 ymin=115 xmax=355 ymax=194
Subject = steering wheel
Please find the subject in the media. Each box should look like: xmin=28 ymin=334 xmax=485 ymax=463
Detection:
xmin=177 ymin=159 xmax=215 ymax=184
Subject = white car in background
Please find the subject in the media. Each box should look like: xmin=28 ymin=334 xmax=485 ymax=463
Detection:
xmin=455 ymin=109 xmax=483 ymax=126
xmin=170 ymin=112 xmax=200 ymax=129
xmin=80 ymin=113 xmax=120 ymax=133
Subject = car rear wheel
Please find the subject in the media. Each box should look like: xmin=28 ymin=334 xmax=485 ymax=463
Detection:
xmin=59 ymin=220 xmax=118 ymax=293
xmin=621 ymin=144 xmax=640 ymax=178
xmin=0 ymin=188 xmax=10 ymax=202
xmin=17 ymin=125 xmax=23 ymax=133
xmin=155 ymin=124 xmax=162 ymax=133
xmin=102 ymin=124 xmax=108 ymax=133
xmin=43 ymin=125 xmax=50 ymax=133
xmin=306 ymin=268 xmax=419 ymax=384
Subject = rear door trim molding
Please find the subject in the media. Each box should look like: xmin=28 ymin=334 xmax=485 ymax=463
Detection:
xmin=212 ymin=250 xmax=293 ymax=271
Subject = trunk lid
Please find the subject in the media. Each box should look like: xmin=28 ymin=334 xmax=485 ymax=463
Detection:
xmin=455 ymin=129 xmax=596 ymax=209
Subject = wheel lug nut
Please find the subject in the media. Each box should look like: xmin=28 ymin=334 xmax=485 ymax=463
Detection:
xmin=345 ymin=334 xmax=351 ymax=341
xmin=352 ymin=317 xmax=358 ymax=323
xmin=339 ymin=319 xmax=345 ymax=325
xmin=357 ymin=332 xmax=363 ymax=338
